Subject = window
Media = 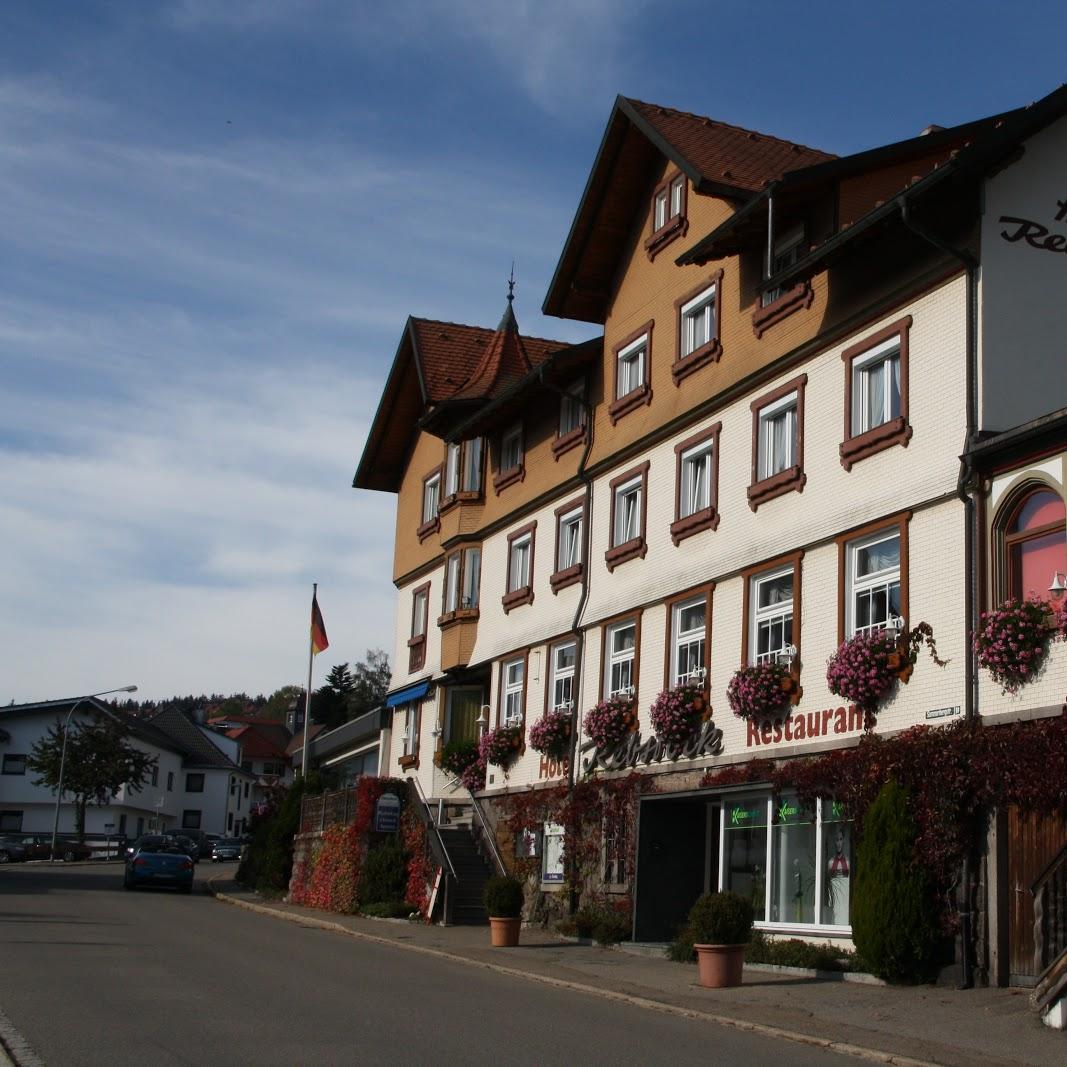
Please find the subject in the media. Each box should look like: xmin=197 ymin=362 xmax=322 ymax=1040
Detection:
xmin=645 ymin=172 xmax=688 ymax=259
xmin=606 ymin=463 xmax=649 ymax=570
xmin=749 ymin=376 xmax=807 ymax=509
xmin=549 ymin=640 xmax=577 ymax=712
xmin=1 ymin=754 xmax=26 ymax=775
xmin=167 ymin=771 xmax=174 ymax=791
xmin=445 ymin=442 xmax=461 ymax=498
xmin=244 ymin=782 xmax=249 ymax=798
xmin=609 ymin=324 xmax=653 ymax=423
xmin=400 ymin=702 xmax=420 ymax=765
xmin=758 ymin=393 xmax=797 ymax=480
xmin=182 ymin=810 xmax=202 ymax=830
xmin=669 ymin=593 xmax=709 ymax=687
xmin=503 ymin=523 xmax=536 ymax=611
xmin=494 ymin=425 xmax=524 ymax=492
xmin=671 ymin=424 xmax=721 ymax=544
xmin=461 ymin=547 xmax=481 ymax=609
xmin=551 ymin=496 xmax=584 ymax=592
xmin=409 ymin=582 xmax=430 ymax=671
xmin=461 ymin=438 xmax=483 ymax=493
xmin=500 ymin=657 xmax=526 ymax=728
xmin=151 ymin=764 xmax=159 ymax=787
xmin=604 ymin=619 xmax=638 ymax=698
xmin=185 ymin=773 xmax=204 ymax=793
xmin=720 ymin=795 xmax=853 ymax=930
xmin=1001 ymin=487 xmax=1067 ymax=600
xmin=751 ymin=568 xmax=794 ymax=664
xmin=847 ymin=531 xmax=902 ymax=637
xmin=441 ymin=546 xmax=482 ymax=619
xmin=0 ymin=812 xmax=24 ymax=832
xmin=230 ymin=776 xmax=237 ymax=796
xmin=418 ymin=469 xmax=441 ymax=539
xmin=742 ymin=552 xmax=802 ymax=668
xmin=559 ymin=383 xmax=584 ymax=437
xmin=673 ymin=272 xmax=723 ymax=382
xmin=603 ymin=806 xmax=629 ymax=886
xmin=446 ymin=687 xmax=483 ymax=744
xmin=840 ymin=317 xmax=912 ymax=470
xmin=443 ymin=552 xmax=461 ymax=614
xmin=762 ymin=226 xmax=806 ymax=307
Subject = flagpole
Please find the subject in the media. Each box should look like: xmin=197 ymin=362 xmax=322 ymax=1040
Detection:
xmin=301 ymin=582 xmax=317 ymax=780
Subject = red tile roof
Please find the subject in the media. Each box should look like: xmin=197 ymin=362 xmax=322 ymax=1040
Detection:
xmin=625 ymin=98 xmax=836 ymax=190
xmin=411 ymin=316 xmax=569 ymax=404
xmin=226 ymin=725 xmax=289 ymax=761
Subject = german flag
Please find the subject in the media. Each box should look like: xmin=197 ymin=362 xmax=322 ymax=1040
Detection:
xmin=311 ymin=591 xmax=329 ymax=656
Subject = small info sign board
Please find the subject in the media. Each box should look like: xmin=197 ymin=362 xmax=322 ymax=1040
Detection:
xmin=374 ymin=793 xmax=401 ymax=833
xmin=926 ymin=705 xmax=961 ymax=721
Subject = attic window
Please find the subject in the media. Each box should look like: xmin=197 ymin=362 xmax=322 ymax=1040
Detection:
xmin=645 ymin=172 xmax=688 ymax=260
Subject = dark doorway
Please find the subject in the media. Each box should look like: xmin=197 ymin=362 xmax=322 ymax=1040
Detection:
xmin=634 ymin=796 xmax=713 ymax=942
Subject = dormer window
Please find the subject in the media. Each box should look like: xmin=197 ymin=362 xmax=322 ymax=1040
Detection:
xmin=646 ymin=173 xmax=688 ymax=260
xmin=753 ymin=224 xmax=813 ymax=338
xmin=553 ymin=380 xmax=588 ymax=460
xmin=444 ymin=438 xmax=485 ymax=502
xmin=762 ymin=226 xmax=806 ymax=306
xmin=493 ymin=425 xmax=525 ymax=493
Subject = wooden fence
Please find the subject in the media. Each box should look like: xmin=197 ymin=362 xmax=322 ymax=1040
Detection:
xmin=298 ymin=787 xmax=360 ymax=834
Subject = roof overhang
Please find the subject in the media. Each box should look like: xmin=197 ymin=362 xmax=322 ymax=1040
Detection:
xmin=353 ymin=318 xmax=425 ymax=493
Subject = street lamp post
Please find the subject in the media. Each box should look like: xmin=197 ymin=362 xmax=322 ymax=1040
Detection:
xmin=49 ymin=685 xmax=138 ymax=863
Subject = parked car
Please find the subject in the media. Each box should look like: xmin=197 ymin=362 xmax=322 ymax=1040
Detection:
xmin=22 ymin=835 xmax=93 ymax=862
xmin=210 ymin=838 xmax=243 ymax=863
xmin=123 ymin=842 xmax=195 ymax=893
xmin=0 ymin=837 xmax=28 ymax=863
xmin=168 ymin=828 xmax=213 ymax=859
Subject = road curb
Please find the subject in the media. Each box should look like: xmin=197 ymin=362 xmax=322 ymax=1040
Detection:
xmin=0 ymin=1005 xmax=44 ymax=1067
xmin=206 ymin=878 xmax=935 ymax=1067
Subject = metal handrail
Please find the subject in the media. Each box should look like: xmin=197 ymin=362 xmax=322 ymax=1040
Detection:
xmin=412 ymin=776 xmax=457 ymax=881
xmin=468 ymin=788 xmax=507 ymax=876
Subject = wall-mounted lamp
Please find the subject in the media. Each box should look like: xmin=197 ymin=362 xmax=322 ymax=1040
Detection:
xmin=886 ymin=615 xmax=906 ymax=634
xmin=477 ymin=705 xmax=490 ymax=735
xmin=1049 ymin=571 xmax=1066 ymax=599
xmin=777 ymin=644 xmax=798 ymax=669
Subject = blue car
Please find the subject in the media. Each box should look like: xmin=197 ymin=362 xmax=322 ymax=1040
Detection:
xmin=123 ymin=842 xmax=195 ymax=893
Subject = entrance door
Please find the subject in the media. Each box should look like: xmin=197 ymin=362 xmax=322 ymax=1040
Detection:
xmin=1007 ymin=806 xmax=1067 ymax=983
xmin=634 ymin=797 xmax=711 ymax=943
xmin=446 ymin=687 xmax=483 ymax=744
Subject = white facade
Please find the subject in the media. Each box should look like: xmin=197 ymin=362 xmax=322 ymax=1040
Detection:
xmin=386 ymin=278 xmax=971 ymax=797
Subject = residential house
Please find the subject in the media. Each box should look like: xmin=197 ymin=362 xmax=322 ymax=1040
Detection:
xmin=353 ymin=86 xmax=1067 ymax=995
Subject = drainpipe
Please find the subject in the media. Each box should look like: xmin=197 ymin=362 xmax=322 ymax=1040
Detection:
xmin=899 ymin=197 xmax=979 ymax=989
xmin=537 ymin=363 xmax=595 ymax=915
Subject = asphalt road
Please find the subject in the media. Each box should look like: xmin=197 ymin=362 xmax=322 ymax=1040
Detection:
xmin=0 ymin=864 xmax=858 ymax=1066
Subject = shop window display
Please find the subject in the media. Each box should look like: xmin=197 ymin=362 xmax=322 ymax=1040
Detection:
xmin=720 ymin=794 xmax=853 ymax=930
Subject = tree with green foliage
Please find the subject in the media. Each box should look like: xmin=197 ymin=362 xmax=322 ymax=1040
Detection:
xmin=263 ymin=685 xmax=303 ymax=723
xmin=28 ymin=714 xmax=157 ymax=840
xmin=852 ymin=779 xmax=938 ymax=982
xmin=351 ymin=649 xmax=390 ymax=717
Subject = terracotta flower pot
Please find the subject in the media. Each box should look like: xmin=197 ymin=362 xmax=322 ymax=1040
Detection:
xmin=694 ymin=943 xmax=746 ymax=988
xmin=489 ymin=916 xmax=521 ymax=947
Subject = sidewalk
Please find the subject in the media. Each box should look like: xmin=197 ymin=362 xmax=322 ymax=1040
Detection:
xmin=206 ymin=876 xmax=1063 ymax=1067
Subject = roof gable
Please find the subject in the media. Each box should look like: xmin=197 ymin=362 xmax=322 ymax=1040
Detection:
xmin=542 ymin=94 xmax=834 ymax=323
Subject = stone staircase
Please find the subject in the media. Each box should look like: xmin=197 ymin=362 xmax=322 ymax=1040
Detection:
xmin=438 ymin=825 xmax=494 ymax=925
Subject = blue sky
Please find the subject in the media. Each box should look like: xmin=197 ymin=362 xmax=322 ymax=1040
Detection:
xmin=2 ymin=1 xmax=1065 ymax=702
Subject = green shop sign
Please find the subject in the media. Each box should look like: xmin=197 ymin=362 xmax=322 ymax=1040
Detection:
xmin=728 ymin=803 xmax=766 ymax=828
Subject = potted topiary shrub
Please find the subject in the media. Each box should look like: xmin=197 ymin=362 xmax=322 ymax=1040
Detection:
xmin=685 ymin=891 xmax=755 ymax=988
xmin=484 ymin=874 xmax=524 ymax=947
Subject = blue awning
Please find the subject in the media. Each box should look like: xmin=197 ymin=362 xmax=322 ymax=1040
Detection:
xmin=385 ymin=680 xmax=431 ymax=708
